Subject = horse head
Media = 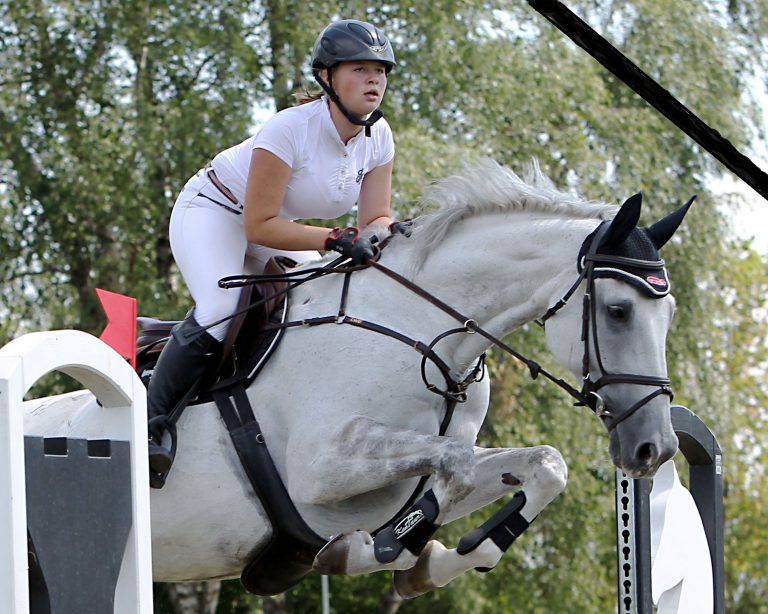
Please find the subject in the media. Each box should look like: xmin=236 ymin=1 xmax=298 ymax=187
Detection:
xmin=543 ymin=192 xmax=694 ymax=477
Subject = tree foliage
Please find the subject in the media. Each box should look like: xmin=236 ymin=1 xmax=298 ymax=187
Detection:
xmin=2 ymin=0 xmax=767 ymax=611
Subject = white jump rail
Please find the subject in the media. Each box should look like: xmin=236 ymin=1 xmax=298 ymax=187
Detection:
xmin=0 ymin=330 xmax=153 ymax=613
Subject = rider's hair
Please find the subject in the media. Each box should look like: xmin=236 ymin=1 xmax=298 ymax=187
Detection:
xmin=294 ymin=87 xmax=323 ymax=106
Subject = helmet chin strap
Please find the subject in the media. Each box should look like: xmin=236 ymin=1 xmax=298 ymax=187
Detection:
xmin=313 ymin=69 xmax=383 ymax=137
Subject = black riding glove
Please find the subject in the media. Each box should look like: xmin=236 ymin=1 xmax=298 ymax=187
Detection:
xmin=389 ymin=219 xmax=414 ymax=237
xmin=325 ymin=227 xmax=375 ymax=264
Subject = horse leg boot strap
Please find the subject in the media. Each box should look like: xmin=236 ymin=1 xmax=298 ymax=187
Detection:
xmin=374 ymin=489 xmax=441 ymax=564
xmin=146 ymin=315 xmax=222 ymax=478
xmin=456 ymin=491 xmax=531 ymax=572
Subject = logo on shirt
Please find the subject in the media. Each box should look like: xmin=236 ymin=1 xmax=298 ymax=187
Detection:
xmin=356 ymin=169 xmax=364 ymax=184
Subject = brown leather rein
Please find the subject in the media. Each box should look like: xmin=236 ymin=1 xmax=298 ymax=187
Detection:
xmin=217 ymin=225 xmax=672 ymax=432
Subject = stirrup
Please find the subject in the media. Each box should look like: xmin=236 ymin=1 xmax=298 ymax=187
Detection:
xmin=149 ymin=439 xmax=173 ymax=474
xmin=148 ymin=416 xmax=178 ymax=489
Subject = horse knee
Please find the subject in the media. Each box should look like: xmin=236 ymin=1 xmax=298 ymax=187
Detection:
xmin=526 ymin=446 xmax=567 ymax=506
xmin=434 ymin=440 xmax=476 ymax=504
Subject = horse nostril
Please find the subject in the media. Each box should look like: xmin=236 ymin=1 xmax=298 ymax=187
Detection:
xmin=636 ymin=442 xmax=658 ymax=466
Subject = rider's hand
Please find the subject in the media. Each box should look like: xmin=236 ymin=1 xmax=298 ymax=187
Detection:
xmin=324 ymin=227 xmax=375 ymax=264
xmin=389 ymin=219 xmax=414 ymax=237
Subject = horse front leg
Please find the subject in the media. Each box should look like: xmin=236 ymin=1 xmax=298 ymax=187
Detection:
xmin=392 ymin=444 xmax=567 ymax=598
xmin=296 ymin=416 xmax=476 ymax=576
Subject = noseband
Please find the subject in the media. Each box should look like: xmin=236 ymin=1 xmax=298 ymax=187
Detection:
xmin=537 ymin=222 xmax=673 ymax=430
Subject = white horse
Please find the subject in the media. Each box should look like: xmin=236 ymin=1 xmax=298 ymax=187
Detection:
xmin=23 ymin=161 xmax=690 ymax=598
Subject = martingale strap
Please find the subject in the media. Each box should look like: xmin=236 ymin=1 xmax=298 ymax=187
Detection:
xmin=274 ymin=314 xmax=484 ymax=405
xmin=215 ymin=252 xmax=486 ymax=541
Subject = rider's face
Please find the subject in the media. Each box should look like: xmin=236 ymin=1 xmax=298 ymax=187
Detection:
xmin=327 ymin=61 xmax=388 ymax=117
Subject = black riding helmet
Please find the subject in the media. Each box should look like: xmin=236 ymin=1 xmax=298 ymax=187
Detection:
xmin=312 ymin=19 xmax=396 ymax=72
xmin=311 ymin=19 xmax=396 ymax=136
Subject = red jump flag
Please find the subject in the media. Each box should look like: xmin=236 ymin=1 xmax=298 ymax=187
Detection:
xmin=95 ymin=288 xmax=137 ymax=369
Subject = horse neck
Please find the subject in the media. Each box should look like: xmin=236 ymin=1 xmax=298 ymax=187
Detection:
xmin=392 ymin=213 xmax=600 ymax=370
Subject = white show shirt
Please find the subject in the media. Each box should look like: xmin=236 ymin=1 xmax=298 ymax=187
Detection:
xmin=209 ymin=97 xmax=395 ymax=221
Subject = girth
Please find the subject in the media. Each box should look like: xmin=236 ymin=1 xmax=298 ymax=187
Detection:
xmin=213 ymin=385 xmax=325 ymax=596
xmin=136 ymin=258 xmax=330 ymax=595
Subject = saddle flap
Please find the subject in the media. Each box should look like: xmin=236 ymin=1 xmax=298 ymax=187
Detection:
xmin=222 ymin=256 xmax=293 ymax=373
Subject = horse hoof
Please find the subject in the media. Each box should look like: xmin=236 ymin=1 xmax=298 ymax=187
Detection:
xmin=313 ymin=531 xmax=373 ymax=575
xmin=313 ymin=533 xmax=350 ymax=575
xmin=392 ymin=541 xmax=437 ymax=599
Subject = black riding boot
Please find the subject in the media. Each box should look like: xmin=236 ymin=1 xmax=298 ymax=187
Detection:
xmin=147 ymin=315 xmax=221 ymax=477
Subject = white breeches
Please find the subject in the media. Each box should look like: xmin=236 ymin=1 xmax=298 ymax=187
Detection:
xmin=169 ymin=170 xmax=319 ymax=341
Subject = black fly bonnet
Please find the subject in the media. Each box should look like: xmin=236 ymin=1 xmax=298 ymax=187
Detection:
xmin=578 ymin=223 xmax=670 ymax=298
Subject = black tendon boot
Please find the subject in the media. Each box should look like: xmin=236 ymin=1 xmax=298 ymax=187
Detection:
xmin=146 ymin=315 xmax=221 ymax=483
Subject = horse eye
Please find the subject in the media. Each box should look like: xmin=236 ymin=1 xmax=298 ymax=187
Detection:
xmin=607 ymin=304 xmax=629 ymax=321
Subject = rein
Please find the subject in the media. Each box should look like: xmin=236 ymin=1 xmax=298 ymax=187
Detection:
xmin=365 ymin=259 xmax=589 ymax=407
xmin=219 ymin=223 xmax=673 ymax=434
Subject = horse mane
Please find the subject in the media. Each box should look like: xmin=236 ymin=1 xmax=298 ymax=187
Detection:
xmin=411 ymin=159 xmax=617 ymax=263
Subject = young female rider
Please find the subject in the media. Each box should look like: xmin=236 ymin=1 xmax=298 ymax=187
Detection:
xmin=147 ymin=19 xmax=402 ymax=476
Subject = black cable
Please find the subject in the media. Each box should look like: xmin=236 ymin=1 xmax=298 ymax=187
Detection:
xmin=528 ymin=0 xmax=768 ymax=202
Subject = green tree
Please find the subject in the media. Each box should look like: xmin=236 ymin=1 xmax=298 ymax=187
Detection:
xmin=0 ymin=0 xmax=267 ymax=341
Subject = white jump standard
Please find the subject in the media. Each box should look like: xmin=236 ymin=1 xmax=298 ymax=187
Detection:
xmin=0 ymin=330 xmax=153 ymax=614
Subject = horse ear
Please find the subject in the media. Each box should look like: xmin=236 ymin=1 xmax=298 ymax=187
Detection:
xmin=600 ymin=192 xmax=643 ymax=249
xmin=645 ymin=195 xmax=696 ymax=249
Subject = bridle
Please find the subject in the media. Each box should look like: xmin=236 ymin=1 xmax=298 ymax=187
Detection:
xmin=534 ymin=222 xmax=674 ymax=430
xmin=366 ymin=232 xmax=672 ymax=432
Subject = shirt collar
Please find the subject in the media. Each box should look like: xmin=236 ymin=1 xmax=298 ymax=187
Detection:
xmin=320 ymin=96 xmax=365 ymax=148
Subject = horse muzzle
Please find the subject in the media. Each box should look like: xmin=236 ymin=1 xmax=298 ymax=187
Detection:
xmin=606 ymin=390 xmax=678 ymax=478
